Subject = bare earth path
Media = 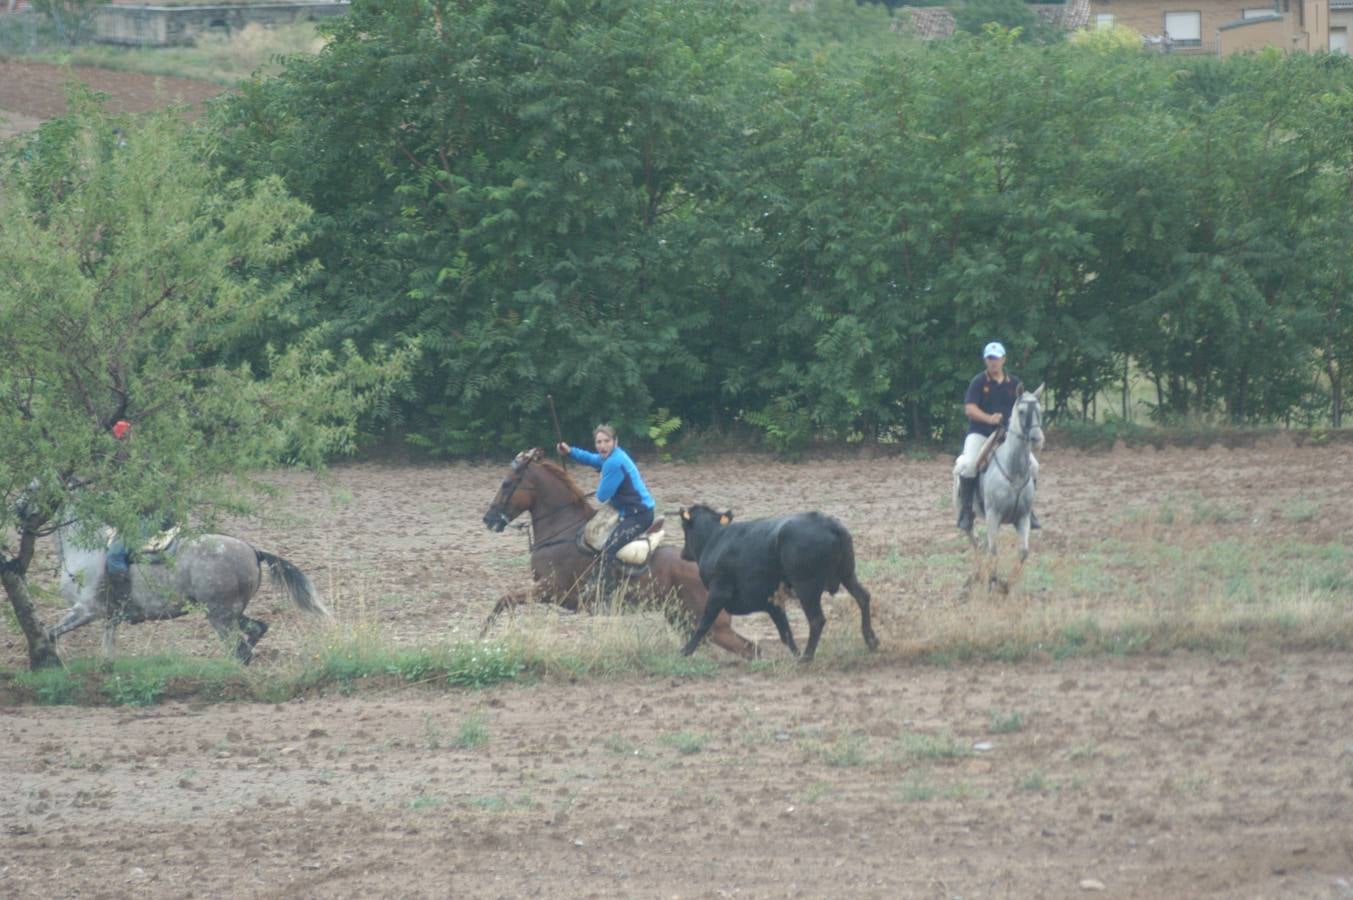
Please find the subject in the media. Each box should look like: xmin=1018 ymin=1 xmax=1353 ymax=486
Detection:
xmin=3 ymin=441 xmax=1353 ymax=897
xmin=3 ymin=655 xmax=1352 ymax=898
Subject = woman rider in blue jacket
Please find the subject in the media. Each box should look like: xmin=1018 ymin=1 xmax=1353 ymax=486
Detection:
xmin=556 ymin=423 xmax=655 ymax=596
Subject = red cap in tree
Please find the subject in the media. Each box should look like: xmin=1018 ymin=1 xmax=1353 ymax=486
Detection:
xmin=112 ymin=420 xmax=131 ymax=440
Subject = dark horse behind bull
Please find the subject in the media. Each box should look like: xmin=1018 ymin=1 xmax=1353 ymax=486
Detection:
xmin=480 ymin=448 xmax=757 ymax=659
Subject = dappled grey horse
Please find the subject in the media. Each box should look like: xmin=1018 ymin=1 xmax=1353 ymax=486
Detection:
xmin=50 ymin=519 xmax=329 ymax=663
xmin=957 ymin=384 xmax=1045 ymax=589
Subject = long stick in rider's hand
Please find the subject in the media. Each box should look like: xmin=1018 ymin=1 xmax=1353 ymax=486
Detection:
xmin=547 ymin=394 xmax=566 ymax=464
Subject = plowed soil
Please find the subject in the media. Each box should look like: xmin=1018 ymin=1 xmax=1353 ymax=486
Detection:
xmin=4 ymin=441 xmax=1353 ymax=898
xmin=0 ymin=59 xmax=225 ymax=138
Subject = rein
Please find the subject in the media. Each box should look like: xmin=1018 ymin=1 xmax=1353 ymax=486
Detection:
xmin=518 ymin=500 xmax=589 ymax=554
xmin=493 ymin=455 xmax=593 ymax=554
xmin=992 ymin=399 xmax=1038 ymax=494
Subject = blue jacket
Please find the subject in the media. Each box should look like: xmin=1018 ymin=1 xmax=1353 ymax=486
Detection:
xmin=568 ymin=445 xmax=655 ymax=516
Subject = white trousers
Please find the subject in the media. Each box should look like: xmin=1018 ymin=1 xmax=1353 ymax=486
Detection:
xmin=954 ymin=432 xmax=1039 ymax=480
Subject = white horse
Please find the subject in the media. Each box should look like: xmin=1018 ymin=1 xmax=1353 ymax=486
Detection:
xmin=50 ymin=519 xmax=329 ymax=663
xmin=958 ymin=384 xmax=1045 ymax=589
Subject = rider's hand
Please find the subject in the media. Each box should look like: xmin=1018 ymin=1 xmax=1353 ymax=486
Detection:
xmin=557 ymin=441 xmax=571 ymax=455
xmin=990 ymin=413 xmax=1003 ymax=426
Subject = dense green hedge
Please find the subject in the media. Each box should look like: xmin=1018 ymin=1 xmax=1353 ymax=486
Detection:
xmin=209 ymin=0 xmax=1353 ymax=455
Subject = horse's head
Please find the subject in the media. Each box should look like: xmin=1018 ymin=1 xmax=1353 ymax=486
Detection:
xmin=1012 ymin=384 xmax=1045 ymax=451
xmin=482 ymin=448 xmax=545 ymax=532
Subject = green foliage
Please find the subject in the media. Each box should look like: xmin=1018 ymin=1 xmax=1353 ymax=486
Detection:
xmin=443 ymin=642 xmax=525 ymax=688
xmin=453 ymin=712 xmax=490 ymax=749
xmin=647 ymin=408 xmax=683 ymax=450
xmin=952 ymin=1 xmax=1039 ymax=41
xmin=114 ymin=4 xmax=1353 ymax=453
xmin=742 ymin=397 xmax=813 ymax=458
xmin=0 ymin=93 xmax=411 ymax=549
xmin=102 ymin=669 xmax=166 ymax=707
xmin=30 ymin=0 xmax=100 ymax=45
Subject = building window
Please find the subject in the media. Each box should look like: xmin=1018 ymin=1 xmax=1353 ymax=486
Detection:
xmin=1164 ymin=10 xmax=1203 ymax=46
xmin=1333 ymin=27 xmax=1348 ymax=53
xmin=1241 ymin=6 xmax=1275 ymax=16
xmin=1096 ymin=13 xmax=1115 ymax=28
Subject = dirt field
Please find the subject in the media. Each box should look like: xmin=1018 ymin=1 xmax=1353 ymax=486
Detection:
xmin=0 ymin=59 xmax=225 ymax=138
xmin=4 ymin=441 xmax=1353 ymax=898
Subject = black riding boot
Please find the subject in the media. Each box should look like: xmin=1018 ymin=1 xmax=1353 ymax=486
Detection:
xmin=105 ymin=568 xmax=133 ymax=617
xmin=584 ymin=559 xmax=615 ymax=604
xmin=956 ymin=476 xmax=978 ymax=531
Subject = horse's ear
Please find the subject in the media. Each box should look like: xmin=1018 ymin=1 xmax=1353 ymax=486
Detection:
xmin=719 ymin=510 xmax=734 ymax=525
xmin=680 ymin=507 xmax=691 ymax=522
xmin=1033 ymin=383 xmax=1045 ymax=400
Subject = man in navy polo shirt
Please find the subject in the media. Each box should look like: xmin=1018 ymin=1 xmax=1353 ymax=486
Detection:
xmin=953 ymin=342 xmax=1040 ymax=531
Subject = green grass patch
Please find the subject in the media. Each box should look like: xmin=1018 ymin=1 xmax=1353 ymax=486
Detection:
xmin=0 ymin=21 xmax=325 ymax=85
xmin=987 ymin=710 xmax=1026 ymax=734
xmin=897 ymin=730 xmax=971 ymax=761
xmin=11 ymin=654 xmax=248 ymax=707
xmin=658 ymin=730 xmax=708 ymax=755
xmin=453 ymin=712 xmax=489 ymax=750
xmin=804 ymin=732 xmax=871 ymax=767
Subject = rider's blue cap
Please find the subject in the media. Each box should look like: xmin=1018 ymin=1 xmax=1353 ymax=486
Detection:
xmin=983 ymin=341 xmax=1006 ymax=359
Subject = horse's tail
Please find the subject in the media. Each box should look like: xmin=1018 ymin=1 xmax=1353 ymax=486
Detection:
xmin=256 ymin=550 xmax=330 ymax=618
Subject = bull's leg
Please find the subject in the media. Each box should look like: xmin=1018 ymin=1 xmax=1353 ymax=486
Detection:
xmin=843 ymin=575 xmax=879 ymax=651
xmin=664 ymin=586 xmax=757 ymax=660
xmin=763 ymin=602 xmax=799 ymax=657
xmin=795 ymin=585 xmax=828 ymax=662
xmin=680 ymin=585 xmax=730 ymax=656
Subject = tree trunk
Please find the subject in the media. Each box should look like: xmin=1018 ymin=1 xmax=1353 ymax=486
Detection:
xmin=2 ymin=571 xmax=63 ymax=670
xmin=1330 ymin=358 xmax=1343 ymax=429
xmin=1122 ymin=355 xmax=1130 ymax=421
xmin=1 ymin=525 xmax=63 ymax=670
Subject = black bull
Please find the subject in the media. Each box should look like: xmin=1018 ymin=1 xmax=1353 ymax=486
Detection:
xmin=678 ymin=505 xmax=880 ymax=661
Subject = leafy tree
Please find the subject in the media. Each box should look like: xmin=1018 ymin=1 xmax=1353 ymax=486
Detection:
xmin=0 ymin=98 xmax=411 ymax=670
xmin=215 ymin=0 xmax=752 ymax=453
xmin=30 ymin=0 xmax=100 ymax=45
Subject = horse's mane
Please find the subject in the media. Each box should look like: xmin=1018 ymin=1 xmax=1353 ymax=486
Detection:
xmin=533 ymin=459 xmax=592 ymax=505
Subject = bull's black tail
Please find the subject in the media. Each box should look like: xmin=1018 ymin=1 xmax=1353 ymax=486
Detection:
xmin=256 ymin=550 xmax=330 ymax=617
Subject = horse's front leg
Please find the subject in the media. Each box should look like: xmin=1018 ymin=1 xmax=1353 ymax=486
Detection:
xmin=985 ymin=509 xmax=1003 ymax=593
xmin=48 ymin=604 xmax=99 ymax=644
xmin=681 ymin=583 xmax=731 ymax=657
xmin=479 ymin=590 xmax=536 ymax=638
xmin=102 ymin=620 xmax=119 ymax=658
xmin=1009 ymin=515 xmax=1032 ymax=588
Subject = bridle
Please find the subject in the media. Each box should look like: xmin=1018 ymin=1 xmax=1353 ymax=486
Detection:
xmin=487 ymin=451 xmax=592 ymax=553
xmin=992 ymin=395 xmax=1041 ymax=493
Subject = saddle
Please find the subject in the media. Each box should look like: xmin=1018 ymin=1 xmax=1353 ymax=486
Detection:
xmin=580 ymin=507 xmax=666 ymax=566
xmin=104 ymin=525 xmax=182 ymax=564
xmin=975 ymin=429 xmax=1005 ymax=474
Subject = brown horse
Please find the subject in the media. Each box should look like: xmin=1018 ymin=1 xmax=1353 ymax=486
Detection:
xmin=479 ymin=448 xmax=757 ymax=659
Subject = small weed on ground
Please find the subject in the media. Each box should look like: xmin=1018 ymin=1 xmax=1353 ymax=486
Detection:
xmin=659 ymin=731 xmax=708 ymax=755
